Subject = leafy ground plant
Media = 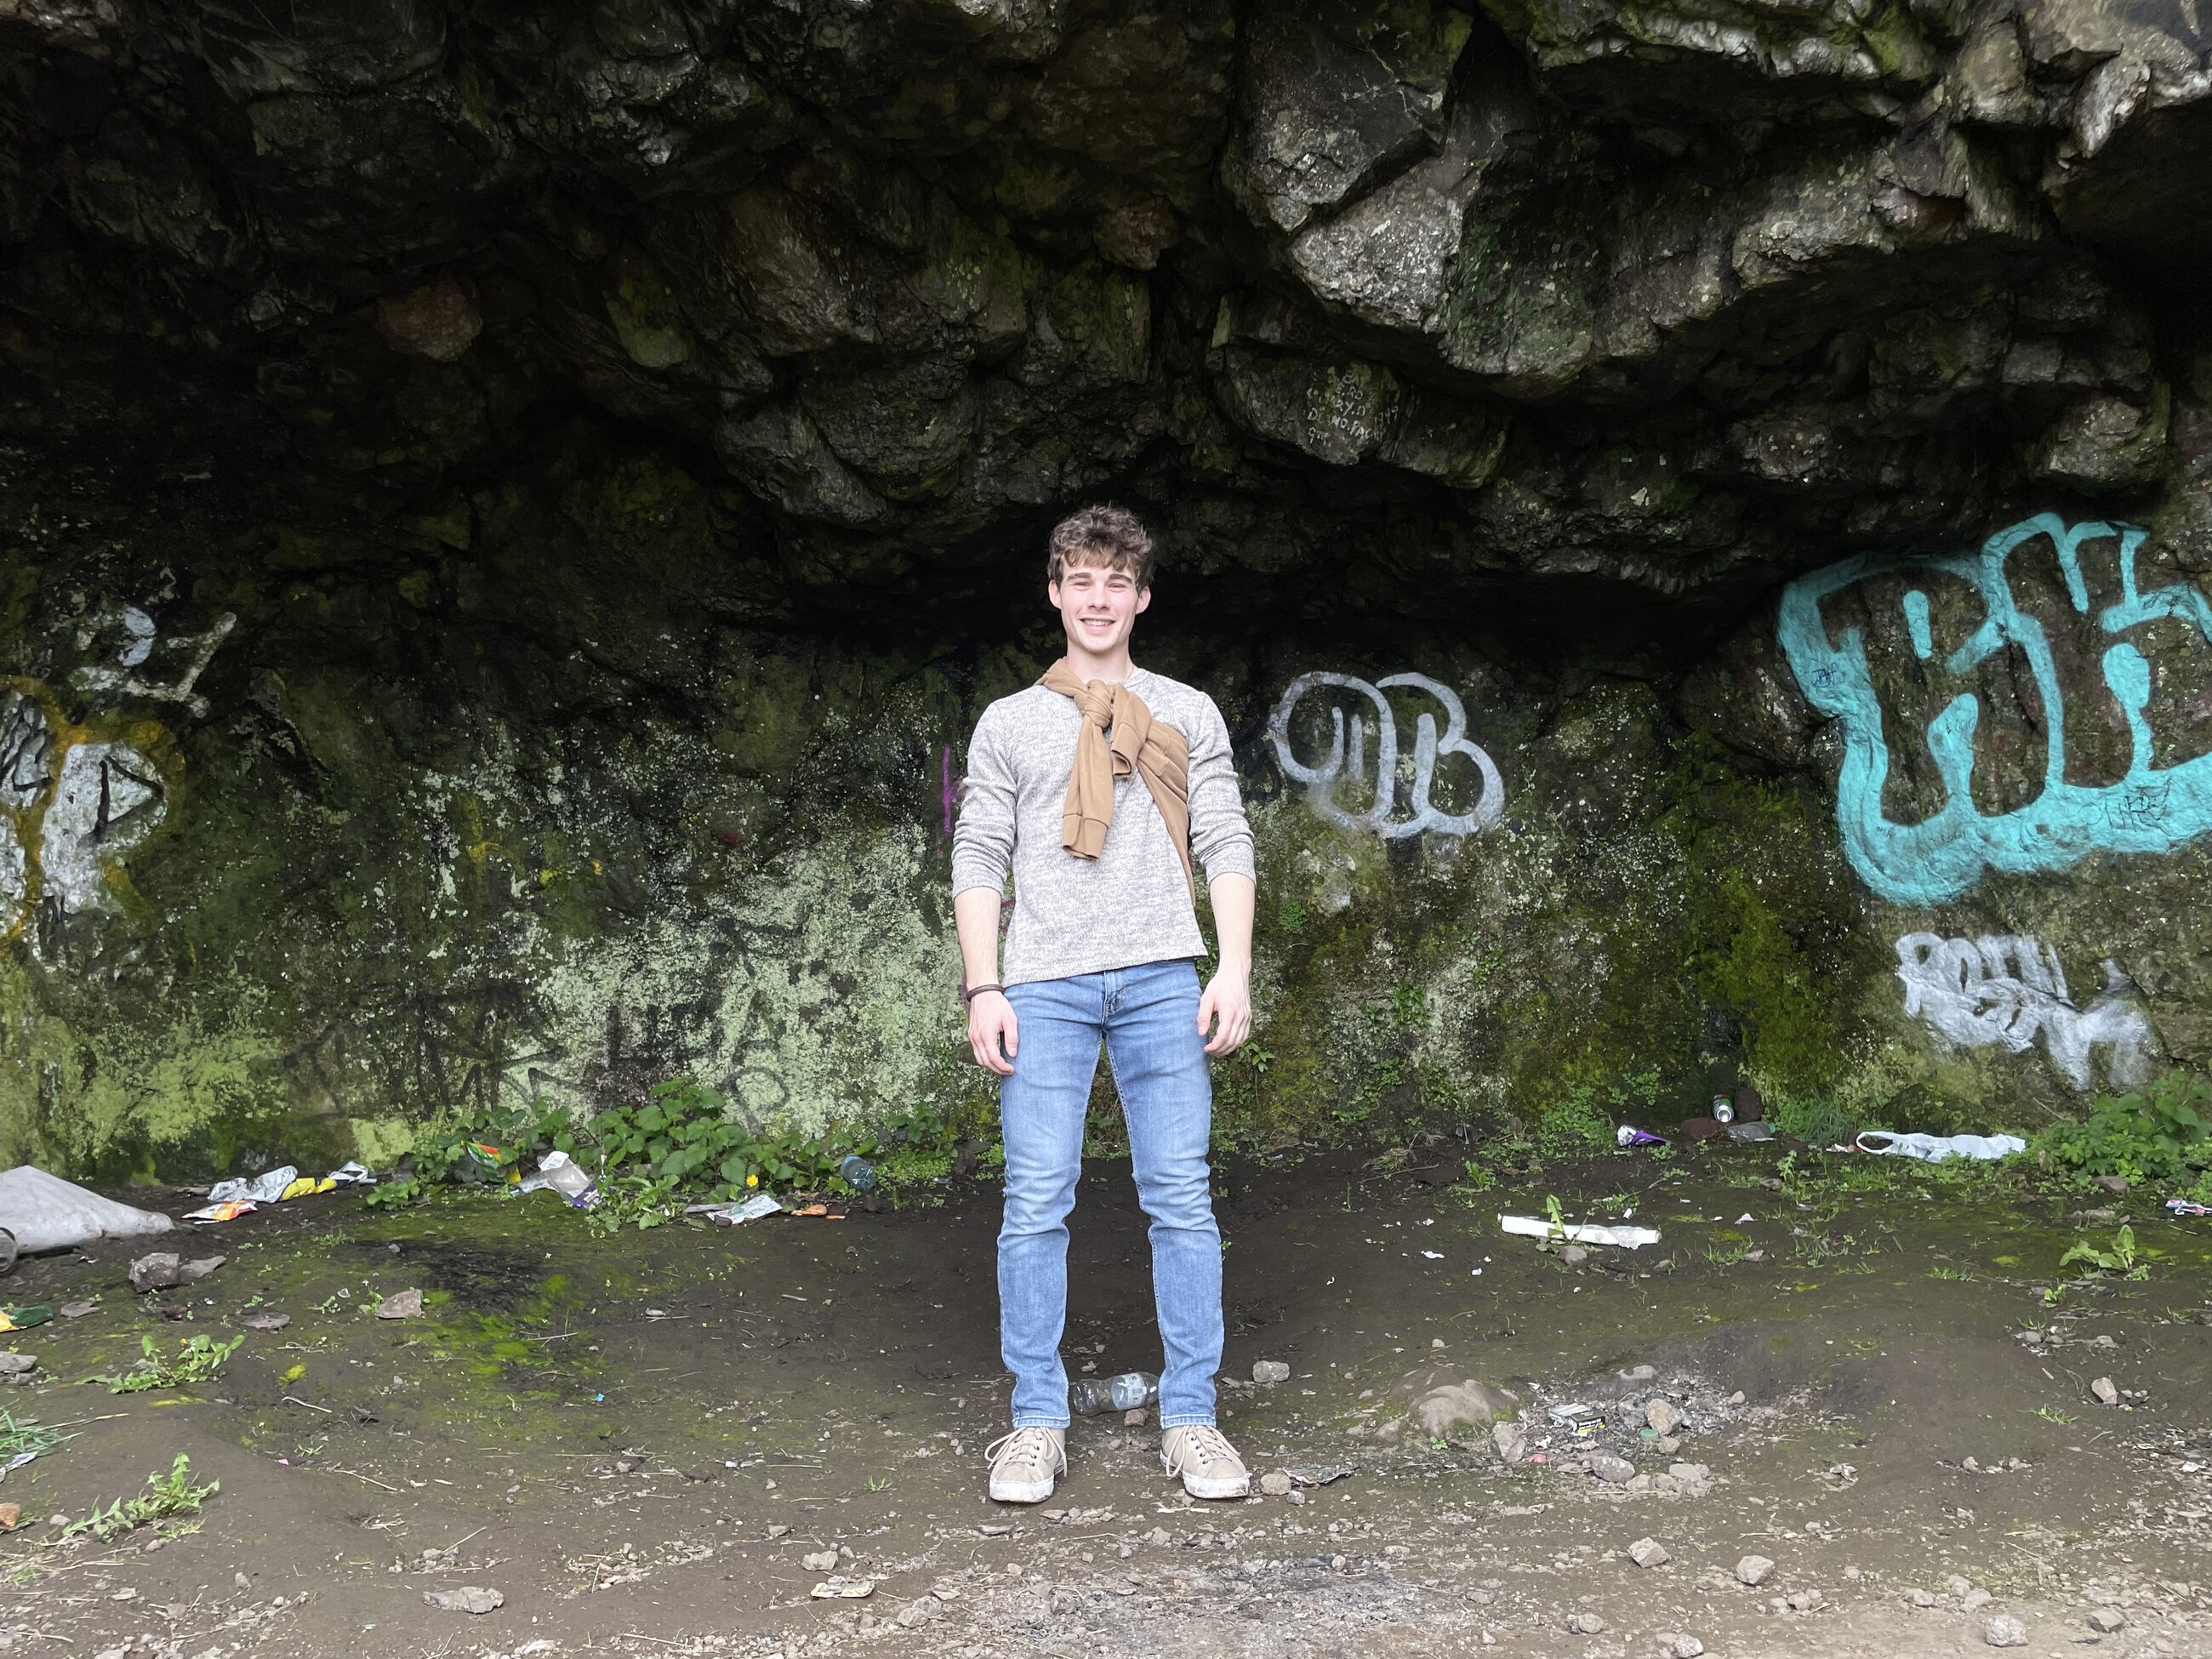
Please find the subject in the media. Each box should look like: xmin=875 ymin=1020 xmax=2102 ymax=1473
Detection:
xmin=94 ymin=1334 xmax=244 ymax=1394
xmin=0 ymin=1411 xmax=60 ymax=1459
xmin=2061 ymin=1225 xmax=2148 ymax=1280
xmin=2036 ymin=1071 xmax=2212 ymax=1191
xmin=60 ymin=1455 xmax=216 ymax=1542
xmin=371 ymin=1080 xmax=974 ymax=1228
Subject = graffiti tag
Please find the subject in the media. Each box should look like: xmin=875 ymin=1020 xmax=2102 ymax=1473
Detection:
xmin=1895 ymin=932 xmax=2152 ymax=1092
xmin=1777 ymin=514 xmax=2212 ymax=904
xmin=72 ymin=608 xmax=236 ymax=719
xmin=1267 ymin=671 xmax=1503 ymax=839
xmin=0 ymin=682 xmax=180 ymax=946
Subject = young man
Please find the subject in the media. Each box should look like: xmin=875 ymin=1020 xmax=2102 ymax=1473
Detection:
xmin=951 ymin=504 xmax=1258 ymax=1505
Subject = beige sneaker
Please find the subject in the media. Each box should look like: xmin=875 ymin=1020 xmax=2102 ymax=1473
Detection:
xmin=1160 ymin=1424 xmax=1251 ymax=1499
xmin=984 ymin=1427 xmax=1066 ymax=1504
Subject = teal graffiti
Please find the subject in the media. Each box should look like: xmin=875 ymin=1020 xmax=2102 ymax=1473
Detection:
xmin=1776 ymin=513 xmax=2212 ymax=904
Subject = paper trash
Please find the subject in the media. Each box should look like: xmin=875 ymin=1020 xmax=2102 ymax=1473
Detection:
xmin=685 ymin=1194 xmax=783 ymax=1225
xmin=1499 ymin=1214 xmax=1662 ymax=1250
xmin=208 ymin=1166 xmax=299 ymax=1205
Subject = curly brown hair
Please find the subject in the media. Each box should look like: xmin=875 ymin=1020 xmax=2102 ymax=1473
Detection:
xmin=1046 ymin=504 xmax=1155 ymax=590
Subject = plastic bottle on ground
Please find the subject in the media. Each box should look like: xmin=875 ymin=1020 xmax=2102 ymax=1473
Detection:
xmin=1070 ymin=1371 xmax=1159 ymax=1416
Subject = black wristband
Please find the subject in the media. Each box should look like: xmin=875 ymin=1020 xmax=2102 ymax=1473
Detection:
xmin=961 ymin=982 xmax=1005 ymax=1004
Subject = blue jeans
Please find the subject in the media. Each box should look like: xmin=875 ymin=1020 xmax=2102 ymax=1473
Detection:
xmin=999 ymin=960 xmax=1223 ymax=1429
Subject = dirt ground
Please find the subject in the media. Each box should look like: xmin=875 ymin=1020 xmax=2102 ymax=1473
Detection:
xmin=0 ymin=1143 xmax=2204 ymax=1659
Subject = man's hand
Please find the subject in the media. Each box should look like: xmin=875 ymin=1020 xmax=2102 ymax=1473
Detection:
xmin=1198 ymin=969 xmax=1251 ymax=1057
xmin=968 ymin=989 xmax=1018 ymax=1075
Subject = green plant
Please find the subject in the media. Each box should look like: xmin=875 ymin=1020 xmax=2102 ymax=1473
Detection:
xmin=2061 ymin=1224 xmax=2147 ymax=1280
xmin=2037 ymin=1071 xmax=2212 ymax=1188
xmin=93 ymin=1334 xmax=245 ymax=1394
xmin=60 ymin=1455 xmax=216 ymax=1542
xmin=1457 ymin=1159 xmax=1498 ymax=1192
xmin=1766 ymin=1092 xmax=1860 ymax=1150
xmin=2035 ymin=1405 xmax=2075 ymax=1424
xmin=1534 ymin=1085 xmax=1614 ymax=1161
xmin=368 ymin=1079 xmax=909 ymax=1229
xmin=0 ymin=1411 xmax=60 ymax=1460
xmin=1276 ymin=896 xmax=1307 ymax=935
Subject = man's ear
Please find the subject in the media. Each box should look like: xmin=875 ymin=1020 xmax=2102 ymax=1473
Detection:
xmin=1048 ymin=579 xmax=1061 ymax=609
xmin=1135 ymin=585 xmax=1152 ymax=615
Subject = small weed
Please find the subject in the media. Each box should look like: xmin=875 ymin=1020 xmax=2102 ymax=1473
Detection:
xmin=864 ymin=1475 xmax=890 ymax=1493
xmin=1929 ymin=1266 xmax=1974 ymax=1281
xmin=2035 ymin=1405 xmax=2076 ymax=1425
xmin=0 ymin=1411 xmax=60 ymax=1460
xmin=60 ymin=1454 xmax=216 ymax=1542
xmin=2060 ymin=1225 xmax=2147 ymax=1280
xmin=93 ymin=1334 xmax=244 ymax=1395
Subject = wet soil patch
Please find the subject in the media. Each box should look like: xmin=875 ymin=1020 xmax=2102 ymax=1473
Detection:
xmin=368 ymin=1233 xmax=550 ymax=1313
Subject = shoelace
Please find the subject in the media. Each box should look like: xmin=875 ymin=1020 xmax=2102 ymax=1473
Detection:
xmin=984 ymin=1428 xmax=1064 ymax=1475
xmin=1172 ymin=1425 xmax=1240 ymax=1470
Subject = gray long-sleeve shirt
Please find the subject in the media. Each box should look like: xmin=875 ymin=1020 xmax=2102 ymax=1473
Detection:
xmin=952 ymin=669 xmax=1256 ymax=988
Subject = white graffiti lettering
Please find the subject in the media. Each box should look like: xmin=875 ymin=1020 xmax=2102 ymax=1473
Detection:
xmin=1895 ymin=932 xmax=2152 ymax=1092
xmin=72 ymin=608 xmax=236 ymax=718
xmin=1267 ymin=671 xmax=1503 ymax=839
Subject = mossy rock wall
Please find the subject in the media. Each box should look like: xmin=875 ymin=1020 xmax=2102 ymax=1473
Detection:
xmin=4 ymin=0 xmax=2212 ymax=1174
xmin=6 ymin=420 xmax=2212 ymax=1178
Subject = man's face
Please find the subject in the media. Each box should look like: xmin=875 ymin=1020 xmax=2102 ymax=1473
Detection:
xmin=1049 ymin=556 xmax=1149 ymax=654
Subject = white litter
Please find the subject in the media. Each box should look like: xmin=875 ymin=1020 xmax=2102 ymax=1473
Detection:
xmin=1855 ymin=1132 xmax=2026 ymax=1162
xmin=0 ymin=1166 xmax=174 ymax=1254
xmin=686 ymin=1194 xmax=784 ymax=1224
xmin=208 ymin=1165 xmax=299 ymax=1205
xmin=1499 ymin=1215 xmax=1662 ymax=1250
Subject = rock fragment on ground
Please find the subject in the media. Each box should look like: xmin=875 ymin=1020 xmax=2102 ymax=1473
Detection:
xmin=1645 ymin=1398 xmax=1684 ymax=1435
xmin=1736 ymin=1554 xmax=1776 ymax=1586
xmin=1565 ymin=1611 xmax=1606 ymax=1633
xmin=1627 ymin=1536 xmax=1669 ymax=1568
xmin=376 ymin=1288 xmax=424 ymax=1320
xmin=128 ymin=1252 xmax=180 ymax=1291
xmin=58 ymin=1301 xmax=95 ymax=1320
xmin=423 ymin=1586 xmax=504 ymax=1614
xmin=1588 ymin=1451 xmax=1634 ymax=1484
xmin=2088 ymin=1608 xmax=2127 ymax=1633
xmin=1983 ymin=1613 xmax=2027 ymax=1646
xmin=1491 ymin=1420 xmax=1527 ymax=1463
xmin=1411 ymin=1381 xmax=1507 ymax=1439
xmin=1251 ymin=1360 xmax=1290 ymax=1383
xmin=802 ymin=1551 xmax=838 ymax=1571
xmin=1655 ymin=1637 xmax=1704 ymax=1658
xmin=1258 ymin=1470 xmax=1292 ymax=1496
xmin=2089 ymin=1376 xmax=2118 ymax=1405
